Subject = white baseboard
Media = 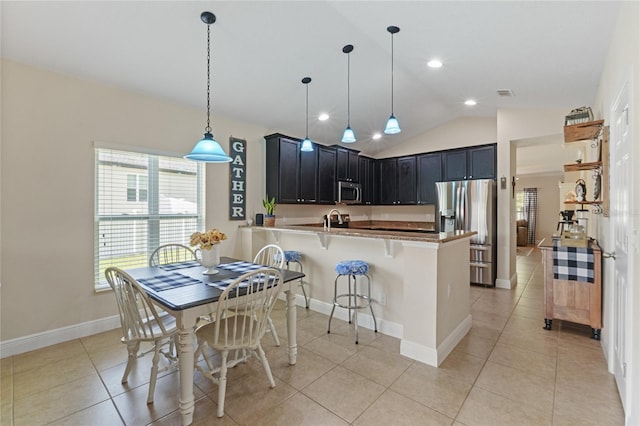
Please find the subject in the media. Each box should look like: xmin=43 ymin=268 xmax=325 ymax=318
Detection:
xmin=1 ymin=315 xmax=121 ymax=358
xmin=496 ymin=272 xmax=518 ymax=289
xmin=400 ymin=314 xmax=472 ymax=367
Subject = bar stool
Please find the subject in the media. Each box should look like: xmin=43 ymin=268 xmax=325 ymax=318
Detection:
xmin=328 ymin=260 xmax=377 ymax=344
xmin=275 ymin=250 xmax=309 ymax=309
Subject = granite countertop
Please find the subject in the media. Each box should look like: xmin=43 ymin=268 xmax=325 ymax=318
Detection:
xmin=249 ymin=223 xmax=475 ymax=244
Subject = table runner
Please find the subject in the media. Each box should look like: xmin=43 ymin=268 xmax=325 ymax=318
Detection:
xmin=553 ymin=239 xmax=594 ymax=283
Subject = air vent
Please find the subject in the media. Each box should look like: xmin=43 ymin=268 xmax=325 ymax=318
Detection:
xmin=497 ymin=89 xmax=515 ymax=97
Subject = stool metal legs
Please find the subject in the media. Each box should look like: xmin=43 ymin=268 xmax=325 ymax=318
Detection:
xmin=286 ymin=260 xmax=309 ymax=309
xmin=328 ymin=273 xmax=377 ymax=344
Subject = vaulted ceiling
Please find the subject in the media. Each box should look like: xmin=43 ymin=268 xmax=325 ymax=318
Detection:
xmin=1 ymin=1 xmax=621 ymax=158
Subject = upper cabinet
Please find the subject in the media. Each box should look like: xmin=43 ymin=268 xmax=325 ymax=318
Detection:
xmin=442 ymin=144 xmax=496 ymax=181
xmin=317 ymin=145 xmax=337 ymax=204
xmin=442 ymin=149 xmax=467 ymax=181
xmin=336 ymin=147 xmax=360 ymax=182
xmin=358 ymin=156 xmax=376 ymax=205
xmin=467 ymin=145 xmax=496 ymax=179
xmin=417 ymin=152 xmax=442 ymax=205
xmin=265 ymin=132 xmax=496 ymax=206
xmin=377 ymin=156 xmax=417 ymax=205
xmin=265 ymin=133 xmax=318 ymax=204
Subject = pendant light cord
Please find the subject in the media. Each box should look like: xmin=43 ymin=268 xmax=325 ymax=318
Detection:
xmin=390 ymin=31 xmax=394 ymax=116
xmin=305 ymin=83 xmax=309 ymax=138
xmin=206 ymin=22 xmax=212 ymax=134
xmin=347 ymin=52 xmax=351 ymax=126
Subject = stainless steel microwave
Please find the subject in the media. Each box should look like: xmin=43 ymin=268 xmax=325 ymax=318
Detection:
xmin=338 ymin=181 xmax=362 ymax=204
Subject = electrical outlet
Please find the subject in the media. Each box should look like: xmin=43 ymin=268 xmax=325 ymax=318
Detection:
xmin=379 ymin=292 xmax=387 ymax=306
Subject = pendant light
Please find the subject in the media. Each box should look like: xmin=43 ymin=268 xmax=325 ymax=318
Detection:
xmin=185 ymin=12 xmax=232 ymax=163
xmin=384 ymin=25 xmax=401 ymax=135
xmin=341 ymin=44 xmax=356 ymax=143
xmin=300 ymin=77 xmax=314 ymax=152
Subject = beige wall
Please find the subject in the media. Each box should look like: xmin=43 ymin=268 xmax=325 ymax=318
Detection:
xmin=515 ymin=174 xmax=562 ymax=243
xmin=375 ymin=116 xmax=497 ymax=159
xmin=0 ymin=60 xmax=269 ymax=342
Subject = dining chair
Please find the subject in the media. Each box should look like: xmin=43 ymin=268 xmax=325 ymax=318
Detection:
xmin=252 ymin=244 xmax=285 ymax=346
xmin=194 ymin=267 xmax=284 ymax=417
xmin=149 ymin=243 xmax=197 ymax=266
xmin=105 ymin=267 xmax=179 ymax=404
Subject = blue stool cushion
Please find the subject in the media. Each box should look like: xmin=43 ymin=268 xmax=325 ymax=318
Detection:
xmin=335 ymin=260 xmax=369 ymax=275
xmin=275 ymin=250 xmax=302 ymax=263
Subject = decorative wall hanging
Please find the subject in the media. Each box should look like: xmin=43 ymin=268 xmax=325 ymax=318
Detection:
xmin=228 ymin=137 xmax=246 ymax=220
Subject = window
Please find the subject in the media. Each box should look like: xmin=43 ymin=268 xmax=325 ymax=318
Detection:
xmin=126 ymin=174 xmax=148 ymax=202
xmin=95 ymin=147 xmax=205 ymax=289
xmin=515 ymin=190 xmax=525 ymax=221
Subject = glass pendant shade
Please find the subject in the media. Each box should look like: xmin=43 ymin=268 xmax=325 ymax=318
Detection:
xmin=300 ymin=137 xmax=314 ymax=152
xmin=384 ymin=115 xmax=401 ymax=135
xmin=185 ymin=132 xmax=232 ymax=162
xmin=342 ymin=126 xmax=356 ymax=143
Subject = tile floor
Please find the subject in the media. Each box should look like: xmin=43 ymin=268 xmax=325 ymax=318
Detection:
xmin=0 ymin=248 xmax=625 ymax=425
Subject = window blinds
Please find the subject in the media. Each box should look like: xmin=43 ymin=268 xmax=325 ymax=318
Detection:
xmin=94 ymin=148 xmax=204 ymax=289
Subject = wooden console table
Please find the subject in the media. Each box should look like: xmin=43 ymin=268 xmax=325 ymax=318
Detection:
xmin=538 ymin=237 xmax=602 ymax=339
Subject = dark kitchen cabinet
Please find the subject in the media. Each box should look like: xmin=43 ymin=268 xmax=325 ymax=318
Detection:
xmin=377 ymin=156 xmax=417 ymax=205
xmin=359 ymin=156 xmax=375 ymax=205
xmin=467 ymin=144 xmax=496 ymax=179
xmin=317 ymin=145 xmax=337 ymax=204
xmin=265 ymin=133 xmax=318 ymax=204
xmin=442 ymin=149 xmax=467 ymax=181
xmin=397 ymin=156 xmax=417 ymax=204
xmin=299 ymin=148 xmax=318 ymax=202
xmin=377 ymin=158 xmax=398 ymax=205
xmin=442 ymin=144 xmax=496 ymax=181
xmin=417 ymin=152 xmax=442 ymax=205
xmin=336 ymin=147 xmax=360 ymax=182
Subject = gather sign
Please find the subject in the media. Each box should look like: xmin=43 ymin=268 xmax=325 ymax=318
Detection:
xmin=229 ymin=137 xmax=246 ymax=220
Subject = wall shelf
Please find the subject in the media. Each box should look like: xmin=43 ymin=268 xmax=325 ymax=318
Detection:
xmin=564 ymin=161 xmax=602 ymax=172
xmin=563 ymin=200 xmax=602 ymax=205
xmin=563 ymin=119 xmax=605 ymax=142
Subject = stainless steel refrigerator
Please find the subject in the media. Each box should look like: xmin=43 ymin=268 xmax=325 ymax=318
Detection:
xmin=436 ymin=179 xmax=497 ymax=286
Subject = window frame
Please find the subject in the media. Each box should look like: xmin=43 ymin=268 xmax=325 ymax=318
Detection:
xmin=94 ymin=143 xmax=205 ymax=291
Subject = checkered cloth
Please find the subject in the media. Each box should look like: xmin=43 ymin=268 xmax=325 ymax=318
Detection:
xmin=138 ymin=271 xmax=201 ymax=292
xmin=158 ymin=260 xmax=201 ymax=271
xmin=553 ymin=240 xmax=594 ymax=283
xmin=206 ymin=261 xmax=272 ymax=290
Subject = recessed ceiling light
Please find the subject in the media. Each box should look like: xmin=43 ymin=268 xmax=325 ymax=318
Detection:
xmin=318 ymin=113 xmax=329 ymax=121
xmin=464 ymin=99 xmax=477 ymax=106
xmin=372 ymin=132 xmax=382 ymax=140
xmin=427 ymin=59 xmax=443 ymax=68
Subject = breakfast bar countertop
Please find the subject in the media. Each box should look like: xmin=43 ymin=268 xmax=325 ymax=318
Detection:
xmin=247 ymin=224 xmax=476 ymax=244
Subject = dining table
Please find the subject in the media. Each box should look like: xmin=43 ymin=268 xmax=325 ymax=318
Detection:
xmin=127 ymin=256 xmax=305 ymax=426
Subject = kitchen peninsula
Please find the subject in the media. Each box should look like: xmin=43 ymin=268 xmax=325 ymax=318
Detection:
xmin=237 ymin=223 xmax=475 ymax=367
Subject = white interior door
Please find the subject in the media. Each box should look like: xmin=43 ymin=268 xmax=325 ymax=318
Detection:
xmin=610 ymin=76 xmax=633 ymax=414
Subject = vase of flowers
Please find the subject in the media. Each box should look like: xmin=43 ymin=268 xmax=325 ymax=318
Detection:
xmin=190 ymin=228 xmax=227 ymax=275
xmin=263 ymin=196 xmax=276 ymax=227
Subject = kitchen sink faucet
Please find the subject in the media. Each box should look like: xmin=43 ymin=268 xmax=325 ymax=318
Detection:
xmin=325 ymin=209 xmax=343 ymax=231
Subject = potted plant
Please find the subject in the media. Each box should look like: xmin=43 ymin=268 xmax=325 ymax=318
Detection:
xmin=263 ymin=195 xmax=276 ymax=227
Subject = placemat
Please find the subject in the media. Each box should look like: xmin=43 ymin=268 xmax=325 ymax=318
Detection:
xmin=158 ymin=260 xmax=201 ymax=271
xmin=206 ymin=261 xmax=272 ymax=290
xmin=138 ymin=271 xmax=201 ymax=292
